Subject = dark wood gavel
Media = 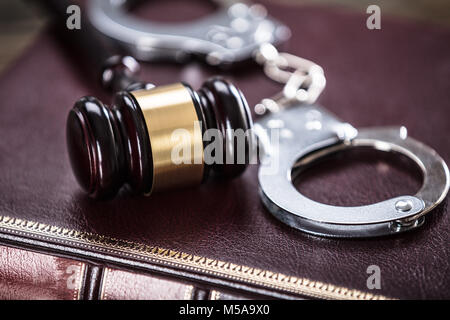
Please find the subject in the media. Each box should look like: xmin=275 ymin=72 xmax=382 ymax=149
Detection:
xmin=41 ymin=0 xmax=254 ymax=198
xmin=66 ymin=76 xmax=253 ymax=198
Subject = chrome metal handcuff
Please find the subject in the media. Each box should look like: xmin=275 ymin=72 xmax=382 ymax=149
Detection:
xmin=88 ymin=0 xmax=449 ymax=238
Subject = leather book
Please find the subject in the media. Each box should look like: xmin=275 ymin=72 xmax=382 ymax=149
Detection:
xmin=0 ymin=2 xmax=449 ymax=300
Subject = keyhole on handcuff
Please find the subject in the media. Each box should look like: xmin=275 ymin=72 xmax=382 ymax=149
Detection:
xmin=129 ymin=0 xmax=217 ymax=23
xmin=293 ymin=148 xmax=422 ymax=207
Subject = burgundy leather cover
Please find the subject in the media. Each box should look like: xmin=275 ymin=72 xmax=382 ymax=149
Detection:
xmin=100 ymin=267 xmax=193 ymax=300
xmin=0 ymin=245 xmax=86 ymax=300
xmin=0 ymin=1 xmax=449 ymax=299
xmin=0 ymin=244 xmax=254 ymax=300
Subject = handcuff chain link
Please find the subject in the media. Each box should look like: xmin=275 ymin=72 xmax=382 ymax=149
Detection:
xmin=254 ymin=43 xmax=326 ymax=115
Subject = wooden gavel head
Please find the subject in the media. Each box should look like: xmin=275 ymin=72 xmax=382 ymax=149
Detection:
xmin=66 ymin=77 xmax=253 ymax=198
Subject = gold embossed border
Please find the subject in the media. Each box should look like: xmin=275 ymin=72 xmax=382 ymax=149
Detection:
xmin=0 ymin=215 xmax=390 ymax=300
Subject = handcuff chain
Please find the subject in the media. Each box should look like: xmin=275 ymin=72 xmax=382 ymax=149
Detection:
xmin=254 ymin=43 xmax=326 ymax=115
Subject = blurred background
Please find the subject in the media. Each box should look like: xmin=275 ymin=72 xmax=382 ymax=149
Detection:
xmin=1 ymin=0 xmax=449 ymax=73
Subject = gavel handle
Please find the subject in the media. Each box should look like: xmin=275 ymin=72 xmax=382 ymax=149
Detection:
xmin=34 ymin=0 xmax=142 ymax=92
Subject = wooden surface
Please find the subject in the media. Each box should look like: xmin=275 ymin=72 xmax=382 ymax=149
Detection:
xmin=0 ymin=0 xmax=449 ymax=74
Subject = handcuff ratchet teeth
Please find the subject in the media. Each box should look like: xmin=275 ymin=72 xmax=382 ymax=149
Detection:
xmin=88 ymin=0 xmax=449 ymax=237
xmin=256 ymin=105 xmax=449 ymax=238
xmin=254 ymin=43 xmax=449 ymax=237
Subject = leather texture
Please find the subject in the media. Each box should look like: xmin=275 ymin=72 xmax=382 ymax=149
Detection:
xmin=100 ymin=268 xmax=194 ymax=300
xmin=0 ymin=1 xmax=449 ymax=299
xmin=0 ymin=244 xmax=257 ymax=300
xmin=0 ymin=245 xmax=85 ymax=300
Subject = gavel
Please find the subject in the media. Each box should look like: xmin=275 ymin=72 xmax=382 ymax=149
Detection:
xmin=66 ymin=77 xmax=254 ymax=198
xmin=46 ymin=0 xmax=255 ymax=199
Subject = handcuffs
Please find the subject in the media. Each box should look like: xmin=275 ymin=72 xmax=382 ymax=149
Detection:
xmin=86 ymin=0 xmax=448 ymax=238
